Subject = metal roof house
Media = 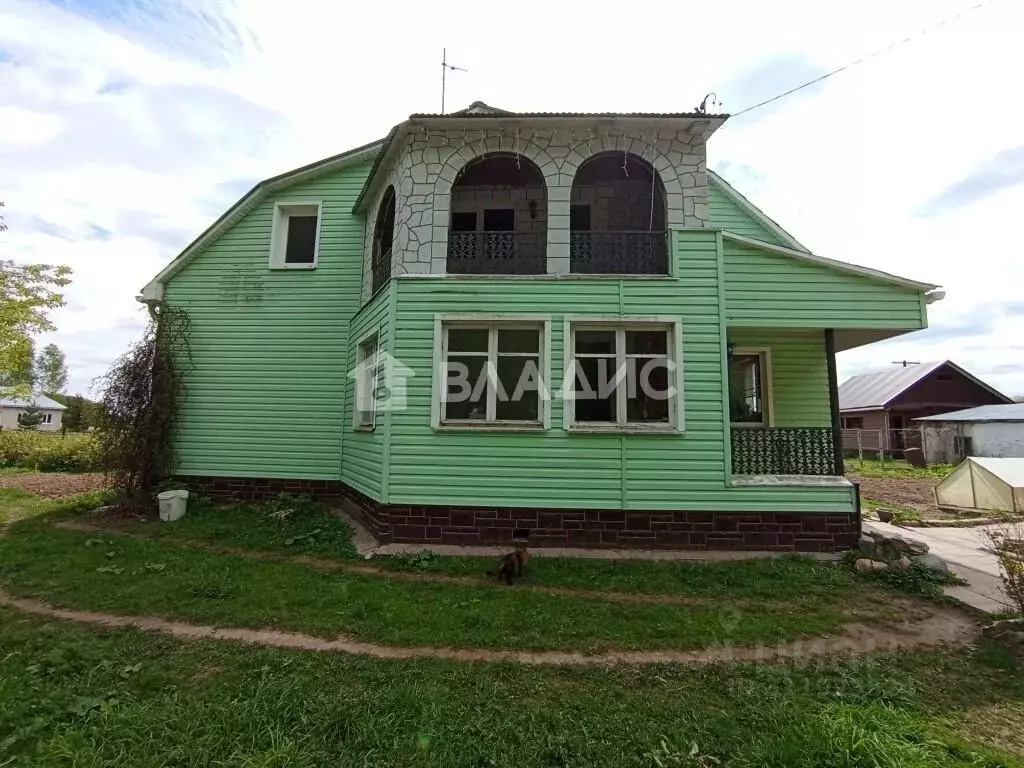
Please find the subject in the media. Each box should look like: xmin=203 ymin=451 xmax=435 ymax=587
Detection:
xmin=0 ymin=394 xmax=67 ymax=432
xmin=838 ymin=361 xmax=1011 ymax=455
xmin=917 ymin=403 xmax=1024 ymax=464
xmin=138 ymin=101 xmax=943 ymax=552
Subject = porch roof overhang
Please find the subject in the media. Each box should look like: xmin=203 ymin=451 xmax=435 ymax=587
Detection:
xmin=352 ymin=105 xmax=729 ymax=215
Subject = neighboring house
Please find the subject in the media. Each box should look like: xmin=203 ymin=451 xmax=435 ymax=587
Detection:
xmin=838 ymin=361 xmax=1011 ymax=455
xmin=139 ymin=101 xmax=943 ymax=552
xmin=916 ymin=404 xmax=1024 ymax=464
xmin=0 ymin=395 xmax=66 ymax=432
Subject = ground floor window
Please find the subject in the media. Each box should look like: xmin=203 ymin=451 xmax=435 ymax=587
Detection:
xmin=354 ymin=334 xmax=379 ymax=429
xmin=729 ymin=349 xmax=771 ymax=426
xmin=439 ymin=321 xmax=546 ymax=426
xmin=567 ymin=321 xmax=680 ymax=430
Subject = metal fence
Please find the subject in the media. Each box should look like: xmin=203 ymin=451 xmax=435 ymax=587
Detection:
xmin=841 ymin=427 xmax=964 ymax=463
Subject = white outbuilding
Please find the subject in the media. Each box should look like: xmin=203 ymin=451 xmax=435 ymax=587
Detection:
xmin=916 ymin=403 xmax=1024 ymax=464
xmin=934 ymin=456 xmax=1024 ymax=514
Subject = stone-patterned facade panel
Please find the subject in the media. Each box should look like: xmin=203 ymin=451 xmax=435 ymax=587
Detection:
xmin=362 ymin=125 xmax=711 ymax=289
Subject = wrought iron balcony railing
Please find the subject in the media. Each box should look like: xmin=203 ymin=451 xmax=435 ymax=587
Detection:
xmin=447 ymin=232 xmax=546 ymax=275
xmin=570 ymin=231 xmax=669 ymax=275
xmin=731 ymin=427 xmax=837 ymax=476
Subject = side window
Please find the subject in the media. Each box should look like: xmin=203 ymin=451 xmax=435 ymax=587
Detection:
xmin=354 ymin=335 xmax=379 ymax=429
xmin=728 ymin=351 xmax=770 ymax=426
xmin=270 ymin=202 xmax=321 ymax=268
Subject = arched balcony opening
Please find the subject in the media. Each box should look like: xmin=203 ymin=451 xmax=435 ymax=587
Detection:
xmin=371 ymin=186 xmax=396 ymax=294
xmin=569 ymin=152 xmax=668 ymax=274
xmin=447 ymin=153 xmax=547 ymax=275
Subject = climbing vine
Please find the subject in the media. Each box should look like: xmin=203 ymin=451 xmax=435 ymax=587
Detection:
xmin=97 ymin=304 xmax=191 ymax=512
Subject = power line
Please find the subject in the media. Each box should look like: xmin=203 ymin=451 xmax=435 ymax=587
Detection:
xmin=730 ymin=0 xmax=996 ymax=119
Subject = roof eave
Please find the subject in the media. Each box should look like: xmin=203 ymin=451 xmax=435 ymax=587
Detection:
xmin=721 ymin=231 xmax=939 ymax=293
xmin=139 ymin=140 xmax=383 ymax=301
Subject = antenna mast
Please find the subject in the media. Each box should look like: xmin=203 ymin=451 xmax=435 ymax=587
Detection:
xmin=440 ymin=48 xmax=468 ymax=114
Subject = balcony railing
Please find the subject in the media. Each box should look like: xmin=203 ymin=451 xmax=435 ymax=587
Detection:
xmin=570 ymin=231 xmax=668 ymax=274
xmin=731 ymin=427 xmax=837 ymax=476
xmin=447 ymin=232 xmax=546 ymax=275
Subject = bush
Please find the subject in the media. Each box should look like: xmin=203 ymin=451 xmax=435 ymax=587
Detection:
xmin=0 ymin=431 xmax=99 ymax=472
xmin=986 ymin=522 xmax=1024 ymax=615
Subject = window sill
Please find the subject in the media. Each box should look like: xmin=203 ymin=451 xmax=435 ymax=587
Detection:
xmin=397 ymin=273 xmax=676 ymax=281
xmin=435 ymin=421 xmax=547 ymax=433
xmin=269 ymin=262 xmax=317 ymax=270
xmin=353 ymin=425 xmax=376 ymax=433
xmin=730 ymin=422 xmax=772 ymax=429
xmin=568 ymin=423 xmax=680 ymax=435
xmin=730 ymin=475 xmax=851 ymax=488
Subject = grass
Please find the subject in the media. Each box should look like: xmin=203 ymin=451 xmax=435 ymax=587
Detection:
xmin=1 ymin=608 xmax=1022 ymax=767
xmin=845 ymin=458 xmax=955 ymax=480
xmin=0 ymin=519 xmax=874 ymax=653
xmin=862 ymin=496 xmax=923 ymax=524
xmin=0 ymin=488 xmax=108 ymax=527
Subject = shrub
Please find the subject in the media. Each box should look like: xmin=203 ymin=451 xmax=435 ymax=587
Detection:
xmin=0 ymin=431 xmax=99 ymax=472
xmin=986 ymin=521 xmax=1024 ymax=615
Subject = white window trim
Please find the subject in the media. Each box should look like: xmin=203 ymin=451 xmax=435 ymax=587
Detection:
xmin=269 ymin=200 xmax=323 ymax=270
xmin=431 ymin=314 xmax=552 ymax=431
xmin=562 ymin=315 xmax=684 ymax=434
xmin=729 ymin=346 xmax=774 ymax=428
xmin=353 ymin=330 xmax=380 ymax=431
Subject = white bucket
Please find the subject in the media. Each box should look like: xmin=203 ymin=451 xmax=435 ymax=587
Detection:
xmin=157 ymin=489 xmax=189 ymax=522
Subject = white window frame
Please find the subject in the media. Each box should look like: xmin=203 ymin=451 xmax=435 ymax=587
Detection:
xmin=40 ymin=413 xmax=53 ymax=425
xmin=353 ymin=331 xmax=380 ymax=431
xmin=269 ymin=200 xmax=322 ymax=269
xmin=431 ymin=315 xmax=551 ymax=431
xmin=728 ymin=347 xmax=774 ymax=428
xmin=563 ymin=316 xmax=684 ymax=434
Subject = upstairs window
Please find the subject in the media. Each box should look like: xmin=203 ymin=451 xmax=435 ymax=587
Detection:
xmin=270 ymin=201 xmax=322 ymax=269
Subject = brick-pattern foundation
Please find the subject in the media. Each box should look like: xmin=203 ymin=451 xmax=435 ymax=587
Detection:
xmin=184 ymin=476 xmax=859 ymax=553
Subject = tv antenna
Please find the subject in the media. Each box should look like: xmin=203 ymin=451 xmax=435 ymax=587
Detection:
xmin=891 ymin=360 xmax=922 ymax=368
xmin=441 ymin=48 xmax=468 ymax=114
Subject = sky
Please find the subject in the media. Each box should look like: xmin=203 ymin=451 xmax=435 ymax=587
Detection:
xmin=1 ymin=0 xmax=1023 ymax=398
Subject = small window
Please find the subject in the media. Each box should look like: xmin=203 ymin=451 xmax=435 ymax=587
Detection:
xmin=729 ymin=350 xmax=770 ymax=426
xmin=440 ymin=323 xmax=544 ymax=425
xmin=483 ymin=208 xmax=515 ymax=232
xmin=451 ymin=211 xmax=477 ymax=232
xmin=270 ymin=202 xmax=321 ymax=268
xmin=570 ymin=204 xmax=591 ymax=231
xmin=569 ymin=323 xmax=679 ymax=429
xmin=354 ymin=335 xmax=379 ymax=429
xmin=41 ymin=413 xmax=53 ymax=425
xmin=842 ymin=416 xmax=863 ymax=430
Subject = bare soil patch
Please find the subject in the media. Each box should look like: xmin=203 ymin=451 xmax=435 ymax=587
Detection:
xmin=849 ymin=474 xmax=950 ymax=518
xmin=0 ymin=472 xmax=106 ymax=498
xmin=0 ymin=588 xmax=978 ymax=666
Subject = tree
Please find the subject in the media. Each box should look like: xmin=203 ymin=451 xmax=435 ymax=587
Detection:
xmin=17 ymin=402 xmax=43 ymax=430
xmin=36 ymin=343 xmax=68 ymax=393
xmin=0 ymin=338 xmax=36 ymax=391
xmin=0 ymin=205 xmax=73 ymax=397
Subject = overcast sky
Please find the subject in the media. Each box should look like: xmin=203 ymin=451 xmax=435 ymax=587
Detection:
xmin=1 ymin=0 xmax=1022 ymax=397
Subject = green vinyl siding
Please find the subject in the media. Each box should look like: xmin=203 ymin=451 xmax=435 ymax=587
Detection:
xmin=388 ymin=231 xmax=854 ymax=513
xmin=723 ymin=240 xmax=926 ymax=329
xmin=163 ymin=159 xmax=373 ymax=479
xmin=707 ymin=178 xmax=789 ymax=246
xmin=340 ymin=284 xmax=393 ymax=499
xmin=728 ymin=328 xmax=830 ymax=428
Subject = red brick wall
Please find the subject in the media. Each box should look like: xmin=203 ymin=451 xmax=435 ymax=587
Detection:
xmin=184 ymin=476 xmax=860 ymax=553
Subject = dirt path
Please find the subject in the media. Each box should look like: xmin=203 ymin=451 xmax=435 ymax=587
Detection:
xmin=0 ymin=588 xmax=978 ymax=666
xmin=0 ymin=472 xmax=105 ymax=498
xmin=55 ymin=520 xmax=728 ymax=608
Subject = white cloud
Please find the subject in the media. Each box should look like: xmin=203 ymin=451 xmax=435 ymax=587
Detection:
xmin=1 ymin=0 xmax=1022 ymax=398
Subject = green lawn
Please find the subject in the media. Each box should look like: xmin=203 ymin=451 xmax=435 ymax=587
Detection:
xmin=1 ymin=608 xmax=1021 ymax=767
xmin=846 ymin=458 xmax=955 ymax=480
xmin=861 ymin=496 xmax=923 ymax=524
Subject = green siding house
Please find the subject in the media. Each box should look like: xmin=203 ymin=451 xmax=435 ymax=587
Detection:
xmin=140 ymin=102 xmax=941 ymax=551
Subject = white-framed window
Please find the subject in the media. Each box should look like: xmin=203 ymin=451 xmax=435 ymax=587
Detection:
xmin=269 ymin=201 xmax=322 ymax=269
xmin=565 ymin=318 xmax=682 ymax=432
xmin=728 ymin=347 xmax=773 ymax=427
xmin=432 ymin=316 xmax=551 ymax=429
xmin=353 ymin=333 xmax=379 ymax=430
xmin=41 ymin=413 xmax=53 ymax=425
